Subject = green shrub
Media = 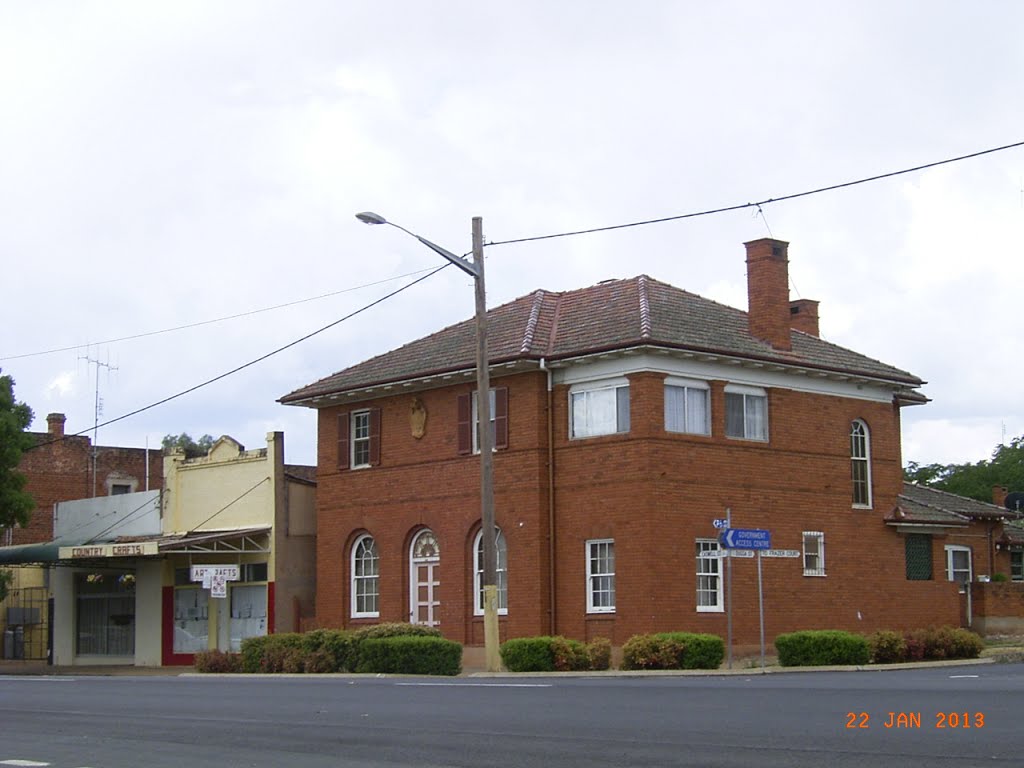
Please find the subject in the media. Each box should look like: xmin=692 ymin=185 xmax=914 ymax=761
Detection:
xmin=586 ymin=637 xmax=612 ymax=671
xmin=500 ymin=637 xmax=556 ymax=672
xmin=868 ymin=630 xmax=907 ymax=664
xmin=990 ymin=573 xmax=1009 ymax=583
xmin=550 ymin=636 xmax=591 ymax=671
xmin=194 ymin=649 xmax=241 ymax=673
xmin=304 ymin=648 xmax=336 ymax=674
xmin=621 ymin=633 xmax=724 ymax=670
xmin=355 ymin=636 xmax=462 ymax=675
xmin=904 ymin=626 xmax=984 ymax=661
xmin=300 ymin=628 xmax=356 ymax=672
xmin=239 ymin=633 xmax=305 ymax=673
xmin=352 ymin=622 xmax=442 ymax=641
xmin=281 ymin=647 xmax=306 ymax=673
xmin=239 ymin=636 xmax=269 ymax=673
xmin=775 ymin=630 xmax=870 ymax=667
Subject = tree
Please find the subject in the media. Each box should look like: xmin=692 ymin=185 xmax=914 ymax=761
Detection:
xmin=0 ymin=569 xmax=11 ymax=603
xmin=905 ymin=435 xmax=1024 ymax=504
xmin=0 ymin=369 xmax=35 ymax=530
xmin=162 ymin=433 xmax=215 ymax=459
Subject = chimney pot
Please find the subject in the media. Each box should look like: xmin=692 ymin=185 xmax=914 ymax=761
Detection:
xmin=46 ymin=412 xmax=66 ymax=438
xmin=993 ymin=485 xmax=1008 ymax=508
xmin=745 ymin=238 xmax=792 ymax=350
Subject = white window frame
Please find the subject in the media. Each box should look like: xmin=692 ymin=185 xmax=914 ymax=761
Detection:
xmin=945 ymin=545 xmax=972 ymax=592
xmin=570 ymin=378 xmax=630 ymax=439
xmin=350 ymin=410 xmax=372 ymax=469
xmin=473 ymin=529 xmax=508 ymax=616
xmin=664 ymin=377 xmax=710 ymax=435
xmin=586 ymin=539 xmax=616 ymax=613
xmin=696 ymin=539 xmax=723 ymax=612
xmin=471 ymin=389 xmax=498 ymax=454
xmin=802 ymin=531 xmax=826 ymax=577
xmin=724 ymin=384 xmax=768 ymax=441
xmin=851 ymin=419 xmax=872 ymax=508
xmin=351 ymin=534 xmax=380 ymax=618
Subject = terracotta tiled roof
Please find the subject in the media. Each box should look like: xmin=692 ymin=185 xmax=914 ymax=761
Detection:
xmin=281 ymin=275 xmax=922 ymax=404
xmin=889 ymin=483 xmax=1010 ymax=526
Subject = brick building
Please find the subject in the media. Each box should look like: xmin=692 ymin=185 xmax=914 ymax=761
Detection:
xmin=6 ymin=412 xmax=163 ymax=548
xmin=281 ymin=238 xmax=984 ymax=649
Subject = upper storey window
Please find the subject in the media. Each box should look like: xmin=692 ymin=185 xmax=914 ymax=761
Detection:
xmin=664 ymin=378 xmax=710 ymax=435
xmin=851 ymin=419 xmax=872 ymax=508
xmin=571 ymin=379 xmax=630 ymax=438
xmin=724 ymin=385 xmax=768 ymax=441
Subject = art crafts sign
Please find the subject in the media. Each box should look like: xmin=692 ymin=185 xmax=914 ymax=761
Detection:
xmin=190 ymin=565 xmax=240 ymax=598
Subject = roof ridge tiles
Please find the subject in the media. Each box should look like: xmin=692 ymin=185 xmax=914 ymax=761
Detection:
xmin=521 ymin=289 xmax=546 ymax=354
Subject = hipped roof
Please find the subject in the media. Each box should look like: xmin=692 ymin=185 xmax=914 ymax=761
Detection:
xmin=281 ymin=275 xmax=923 ymax=405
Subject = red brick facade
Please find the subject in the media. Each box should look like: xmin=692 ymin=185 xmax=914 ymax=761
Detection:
xmin=310 ymin=367 xmax=966 ymax=647
xmin=9 ymin=413 xmax=163 ymax=546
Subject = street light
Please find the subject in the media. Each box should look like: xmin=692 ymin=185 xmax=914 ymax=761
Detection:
xmin=356 ymin=211 xmax=501 ymax=673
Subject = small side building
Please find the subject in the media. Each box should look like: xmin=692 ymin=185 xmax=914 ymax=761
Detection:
xmin=10 ymin=431 xmax=314 ymax=667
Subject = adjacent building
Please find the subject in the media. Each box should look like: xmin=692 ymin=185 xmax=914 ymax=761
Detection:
xmin=2 ymin=431 xmax=315 ymax=666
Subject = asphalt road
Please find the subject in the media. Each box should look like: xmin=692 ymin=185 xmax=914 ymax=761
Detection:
xmin=0 ymin=664 xmax=1020 ymax=768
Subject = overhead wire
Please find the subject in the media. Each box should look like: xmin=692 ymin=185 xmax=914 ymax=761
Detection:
xmin=484 ymin=139 xmax=1024 ymax=247
xmin=0 ymin=266 xmax=443 ymax=362
xmin=25 ymin=262 xmax=451 ymax=451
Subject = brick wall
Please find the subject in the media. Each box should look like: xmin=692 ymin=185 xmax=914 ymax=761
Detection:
xmin=313 ymin=368 xmax=963 ymax=647
xmin=12 ymin=416 xmax=163 ymax=546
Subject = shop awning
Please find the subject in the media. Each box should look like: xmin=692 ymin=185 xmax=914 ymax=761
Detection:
xmin=0 ymin=526 xmax=272 ymax=566
xmin=0 ymin=542 xmax=64 ymax=565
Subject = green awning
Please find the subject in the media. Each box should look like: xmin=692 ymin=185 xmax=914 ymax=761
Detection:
xmin=0 ymin=542 xmax=63 ymax=565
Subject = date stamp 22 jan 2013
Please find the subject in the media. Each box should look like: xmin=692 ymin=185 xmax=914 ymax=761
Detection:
xmin=846 ymin=711 xmax=985 ymax=729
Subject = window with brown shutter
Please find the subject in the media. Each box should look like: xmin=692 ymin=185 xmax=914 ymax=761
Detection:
xmin=337 ymin=412 xmax=350 ymax=470
xmin=457 ymin=393 xmax=472 ymax=455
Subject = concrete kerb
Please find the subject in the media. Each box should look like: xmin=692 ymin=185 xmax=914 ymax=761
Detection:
xmin=1 ymin=656 xmax=1000 ymax=678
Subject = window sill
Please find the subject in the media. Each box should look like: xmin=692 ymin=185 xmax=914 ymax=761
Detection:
xmin=802 ymin=572 xmax=827 ymax=578
xmin=585 ymin=609 xmax=616 ymax=616
xmin=724 ymin=435 xmax=769 ymax=443
xmin=852 ymin=504 xmax=873 ymax=510
xmin=696 ymin=607 xmax=724 ymax=613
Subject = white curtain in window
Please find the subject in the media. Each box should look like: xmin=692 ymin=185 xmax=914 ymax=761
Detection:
xmin=230 ymin=585 xmax=267 ymax=651
xmin=666 ymin=385 xmax=709 ymax=434
xmin=574 ymin=389 xmax=616 ymax=437
xmin=745 ymin=395 xmax=766 ymax=439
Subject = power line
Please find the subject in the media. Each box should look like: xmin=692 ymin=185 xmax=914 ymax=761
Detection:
xmin=485 ymin=139 xmax=1024 ymax=247
xmin=25 ymin=263 xmax=451 ymax=452
xmin=0 ymin=266 xmax=441 ymax=362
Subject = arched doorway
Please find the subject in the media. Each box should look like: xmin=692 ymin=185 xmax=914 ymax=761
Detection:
xmin=409 ymin=529 xmax=440 ymax=627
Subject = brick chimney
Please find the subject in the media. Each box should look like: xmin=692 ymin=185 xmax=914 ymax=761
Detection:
xmin=47 ymin=412 xmax=66 ymax=438
xmin=789 ymin=299 xmax=820 ymax=337
xmin=993 ymin=486 xmax=1008 ymax=508
xmin=745 ymin=238 xmax=792 ymax=350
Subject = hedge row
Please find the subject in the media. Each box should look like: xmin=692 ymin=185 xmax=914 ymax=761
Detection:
xmin=775 ymin=630 xmax=870 ymax=666
xmin=499 ymin=636 xmax=611 ymax=672
xmin=776 ymin=627 xmax=984 ymax=666
xmin=621 ymin=632 xmax=725 ymax=670
xmin=867 ymin=627 xmax=984 ymax=663
xmin=196 ymin=623 xmax=460 ymax=675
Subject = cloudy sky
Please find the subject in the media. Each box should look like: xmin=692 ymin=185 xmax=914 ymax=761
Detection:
xmin=2 ymin=1 xmax=1022 ymax=470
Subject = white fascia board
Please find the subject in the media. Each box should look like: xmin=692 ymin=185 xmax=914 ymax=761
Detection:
xmin=552 ymin=351 xmax=899 ymax=404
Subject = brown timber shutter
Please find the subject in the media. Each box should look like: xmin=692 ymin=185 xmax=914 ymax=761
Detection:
xmin=337 ymin=411 xmax=350 ymax=470
xmin=494 ymin=387 xmax=509 ymax=450
xmin=368 ymin=407 xmax=381 ymax=466
xmin=457 ymin=392 xmax=472 ymax=455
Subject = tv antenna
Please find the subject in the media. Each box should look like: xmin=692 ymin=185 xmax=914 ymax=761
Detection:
xmin=79 ymin=352 xmax=118 ymax=496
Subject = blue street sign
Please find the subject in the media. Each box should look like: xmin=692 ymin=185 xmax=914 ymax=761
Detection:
xmin=719 ymin=528 xmax=771 ymax=550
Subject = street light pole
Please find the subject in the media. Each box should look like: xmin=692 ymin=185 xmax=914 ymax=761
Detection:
xmin=355 ymin=212 xmax=500 ymax=672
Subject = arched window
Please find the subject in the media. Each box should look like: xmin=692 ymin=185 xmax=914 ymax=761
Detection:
xmin=851 ymin=420 xmax=872 ymax=508
xmin=351 ymin=534 xmax=379 ymax=618
xmin=473 ymin=528 xmax=508 ymax=615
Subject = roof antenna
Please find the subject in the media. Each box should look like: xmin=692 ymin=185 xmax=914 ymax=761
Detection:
xmin=754 ymin=203 xmax=774 ymax=238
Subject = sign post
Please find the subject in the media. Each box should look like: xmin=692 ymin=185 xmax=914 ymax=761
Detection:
xmin=720 ymin=526 xmax=772 ymax=669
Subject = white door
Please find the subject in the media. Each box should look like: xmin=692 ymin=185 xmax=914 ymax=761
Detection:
xmin=945 ymin=545 xmax=972 ymax=592
xmin=410 ymin=530 xmax=440 ymax=626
